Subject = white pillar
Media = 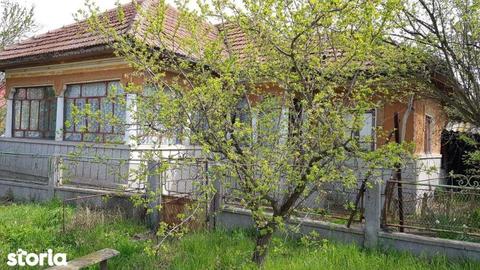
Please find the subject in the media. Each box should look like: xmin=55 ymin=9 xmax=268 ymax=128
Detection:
xmin=55 ymin=96 xmax=64 ymax=141
xmin=4 ymin=98 xmax=13 ymax=137
xmin=124 ymin=94 xmax=137 ymax=146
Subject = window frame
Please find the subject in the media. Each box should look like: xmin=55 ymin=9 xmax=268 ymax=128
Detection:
xmin=12 ymin=86 xmax=56 ymax=140
xmin=63 ymin=80 xmax=126 ymax=143
xmin=424 ymin=115 xmax=433 ymax=154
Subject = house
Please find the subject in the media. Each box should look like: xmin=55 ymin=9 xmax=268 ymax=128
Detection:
xmin=0 ymin=1 xmax=447 ymax=201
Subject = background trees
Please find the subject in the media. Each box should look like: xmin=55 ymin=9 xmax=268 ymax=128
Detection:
xmin=83 ymin=0 xmax=419 ymax=265
xmin=0 ymin=0 xmax=36 ymax=134
xmin=399 ymin=0 xmax=480 ymax=174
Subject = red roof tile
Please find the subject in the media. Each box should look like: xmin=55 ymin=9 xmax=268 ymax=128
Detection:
xmin=0 ymin=0 xmax=245 ymax=67
xmin=0 ymin=1 xmax=141 ymax=63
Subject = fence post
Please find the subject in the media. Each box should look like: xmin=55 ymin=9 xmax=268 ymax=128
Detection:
xmin=364 ymin=179 xmax=381 ymax=249
xmin=209 ymin=176 xmax=222 ymax=230
xmin=147 ymin=162 xmax=162 ymax=232
xmin=48 ymin=155 xmax=62 ymax=199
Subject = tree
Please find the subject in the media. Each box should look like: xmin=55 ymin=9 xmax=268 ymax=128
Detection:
xmin=0 ymin=0 xmax=36 ymax=133
xmin=83 ymin=0 xmax=417 ymax=265
xmin=400 ymin=0 xmax=480 ymax=126
xmin=399 ymin=0 xmax=480 ymax=174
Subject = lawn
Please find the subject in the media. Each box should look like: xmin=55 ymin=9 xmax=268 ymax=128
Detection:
xmin=0 ymin=202 xmax=478 ymax=269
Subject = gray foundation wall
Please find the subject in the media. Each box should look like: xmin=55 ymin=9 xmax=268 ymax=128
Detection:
xmin=217 ymin=206 xmax=480 ymax=262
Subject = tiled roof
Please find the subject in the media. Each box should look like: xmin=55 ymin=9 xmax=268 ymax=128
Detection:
xmin=217 ymin=22 xmax=249 ymax=60
xmin=0 ymin=0 xmax=246 ymax=67
xmin=0 ymin=1 xmax=141 ymax=63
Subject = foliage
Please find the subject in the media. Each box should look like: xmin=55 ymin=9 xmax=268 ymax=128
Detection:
xmin=400 ymin=0 xmax=480 ymax=127
xmin=0 ymin=0 xmax=35 ymax=50
xmin=78 ymin=0 xmax=424 ymax=264
xmin=0 ymin=201 xmax=158 ymax=270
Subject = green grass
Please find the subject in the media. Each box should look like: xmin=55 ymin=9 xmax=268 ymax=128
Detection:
xmin=0 ymin=202 xmax=479 ymax=269
xmin=0 ymin=201 xmax=158 ymax=269
xmin=168 ymin=230 xmax=479 ymax=270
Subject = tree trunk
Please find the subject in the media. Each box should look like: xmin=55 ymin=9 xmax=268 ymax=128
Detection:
xmin=251 ymin=231 xmax=274 ymax=266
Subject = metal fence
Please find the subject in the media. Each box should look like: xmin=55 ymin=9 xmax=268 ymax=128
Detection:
xmin=221 ymin=175 xmax=364 ymax=226
xmin=382 ymin=179 xmax=480 ymax=242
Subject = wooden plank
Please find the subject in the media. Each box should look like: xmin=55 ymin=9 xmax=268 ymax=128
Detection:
xmin=46 ymin=248 xmax=119 ymax=270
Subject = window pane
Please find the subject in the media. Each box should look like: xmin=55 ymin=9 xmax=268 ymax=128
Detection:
xmin=14 ymin=131 xmax=24 ymax=137
xmin=27 ymin=88 xmax=44 ymax=99
xmin=49 ymin=100 xmax=57 ymax=133
xmin=64 ymin=99 xmax=74 ymax=132
xmin=21 ymin=101 xmax=30 ymax=130
xmin=113 ymin=102 xmax=126 ymax=134
xmin=88 ymin=99 xmax=100 ymax=132
xmin=359 ymin=113 xmax=373 ymax=138
xmin=101 ymin=97 xmax=113 ymax=133
xmin=75 ymin=98 xmax=86 ymax=131
xmin=45 ymin=87 xmax=55 ymax=97
xmin=25 ymin=131 xmax=41 ymax=138
xmin=14 ymin=100 xmax=22 ymax=129
xmin=64 ymin=133 xmax=81 ymax=141
xmin=83 ymin=82 xmax=106 ymax=97
xmin=14 ymin=89 xmax=26 ymax=99
xmin=84 ymin=133 xmax=102 ymax=143
xmin=65 ymin=85 xmax=81 ymax=98
xmin=30 ymin=100 xmax=39 ymax=130
xmin=108 ymin=81 xmax=124 ymax=95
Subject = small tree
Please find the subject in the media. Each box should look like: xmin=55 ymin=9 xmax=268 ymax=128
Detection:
xmin=83 ymin=0 xmax=418 ymax=265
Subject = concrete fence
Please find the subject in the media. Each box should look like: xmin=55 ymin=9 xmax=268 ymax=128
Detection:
xmin=213 ymin=180 xmax=480 ymax=262
xmin=1 ymin=148 xmax=480 ymax=263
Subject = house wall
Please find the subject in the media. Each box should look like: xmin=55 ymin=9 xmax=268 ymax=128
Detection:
xmin=377 ymin=98 xmax=446 ymax=155
xmin=4 ymin=57 xmax=141 ymax=96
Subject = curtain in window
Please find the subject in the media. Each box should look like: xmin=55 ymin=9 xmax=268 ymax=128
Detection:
xmin=64 ymin=81 xmax=125 ymax=143
xmin=13 ymin=87 xmax=56 ymax=139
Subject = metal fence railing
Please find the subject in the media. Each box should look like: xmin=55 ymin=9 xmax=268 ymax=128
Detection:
xmin=222 ymin=177 xmax=364 ymax=226
xmin=382 ymin=179 xmax=480 ymax=242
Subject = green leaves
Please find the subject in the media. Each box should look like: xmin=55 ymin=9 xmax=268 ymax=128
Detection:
xmin=80 ymin=0 xmax=420 ymax=264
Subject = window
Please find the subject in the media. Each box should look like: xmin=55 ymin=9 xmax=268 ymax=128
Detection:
xmin=358 ymin=111 xmax=375 ymax=150
xmin=345 ymin=111 xmax=375 ymax=151
xmin=12 ymin=86 xmax=56 ymax=139
xmin=64 ymin=81 xmax=125 ymax=143
xmin=424 ymin=115 xmax=433 ymax=154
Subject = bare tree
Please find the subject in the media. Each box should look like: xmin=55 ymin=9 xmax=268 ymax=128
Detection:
xmin=400 ymin=0 xmax=480 ymax=126
xmin=0 ymin=0 xmax=36 ymax=50
xmin=0 ymin=0 xmax=36 ymax=133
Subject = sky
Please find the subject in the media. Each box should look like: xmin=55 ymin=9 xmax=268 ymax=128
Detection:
xmin=15 ymin=0 xmax=132 ymax=34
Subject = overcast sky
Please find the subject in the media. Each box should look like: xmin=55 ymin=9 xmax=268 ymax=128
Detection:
xmin=16 ymin=0 xmax=132 ymax=33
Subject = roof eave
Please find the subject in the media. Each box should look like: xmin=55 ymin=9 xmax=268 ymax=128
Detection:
xmin=0 ymin=45 xmax=114 ymax=71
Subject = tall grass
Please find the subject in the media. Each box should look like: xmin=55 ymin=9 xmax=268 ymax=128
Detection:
xmin=169 ymin=230 xmax=480 ymax=270
xmin=0 ymin=202 xmax=479 ymax=269
xmin=0 ymin=201 xmax=158 ymax=270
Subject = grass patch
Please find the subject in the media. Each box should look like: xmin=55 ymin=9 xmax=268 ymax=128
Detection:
xmin=0 ymin=202 xmax=479 ymax=269
xmin=168 ymin=230 xmax=479 ymax=270
xmin=0 ymin=200 xmax=158 ymax=270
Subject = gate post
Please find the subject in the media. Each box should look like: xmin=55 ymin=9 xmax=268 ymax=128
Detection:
xmin=147 ymin=162 xmax=162 ymax=232
xmin=364 ymin=179 xmax=381 ymax=249
xmin=209 ymin=175 xmax=222 ymax=230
